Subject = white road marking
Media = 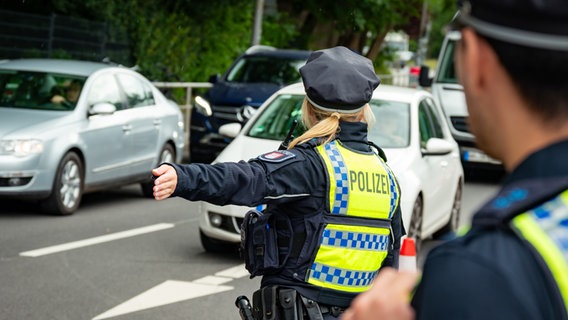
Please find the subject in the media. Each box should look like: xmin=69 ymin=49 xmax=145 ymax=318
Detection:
xmin=193 ymin=275 xmax=233 ymax=285
xmin=92 ymin=280 xmax=234 ymax=320
xmin=92 ymin=264 xmax=249 ymax=320
xmin=19 ymin=223 xmax=175 ymax=257
xmin=215 ymin=264 xmax=250 ymax=279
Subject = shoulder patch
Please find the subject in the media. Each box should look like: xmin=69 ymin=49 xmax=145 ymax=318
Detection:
xmin=259 ymin=150 xmax=297 ymax=163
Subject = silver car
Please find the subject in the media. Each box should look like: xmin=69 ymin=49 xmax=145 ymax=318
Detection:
xmin=0 ymin=59 xmax=185 ymax=215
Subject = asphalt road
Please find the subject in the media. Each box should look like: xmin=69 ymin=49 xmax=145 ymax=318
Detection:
xmin=0 ymin=173 xmax=502 ymax=320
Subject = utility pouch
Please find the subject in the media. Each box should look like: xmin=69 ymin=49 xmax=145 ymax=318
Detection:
xmin=241 ymin=210 xmax=293 ymax=278
xmin=253 ymin=286 xmax=279 ymax=320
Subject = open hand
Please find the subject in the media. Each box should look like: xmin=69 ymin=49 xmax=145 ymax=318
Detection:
xmin=151 ymin=164 xmax=178 ymax=200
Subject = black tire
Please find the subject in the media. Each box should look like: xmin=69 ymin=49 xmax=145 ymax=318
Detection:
xmin=40 ymin=152 xmax=84 ymax=215
xmin=407 ymin=195 xmax=424 ymax=254
xmin=200 ymin=230 xmax=238 ymax=253
xmin=141 ymin=143 xmax=175 ymax=198
xmin=434 ymin=180 xmax=463 ymax=239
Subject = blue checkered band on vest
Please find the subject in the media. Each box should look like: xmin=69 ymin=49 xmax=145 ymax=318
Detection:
xmin=529 ymin=196 xmax=568 ymax=260
xmin=377 ymin=159 xmax=399 ymax=219
xmin=324 ymin=141 xmax=349 ymax=214
xmin=309 ymin=264 xmax=377 ymax=287
xmin=321 ymin=229 xmax=390 ymax=251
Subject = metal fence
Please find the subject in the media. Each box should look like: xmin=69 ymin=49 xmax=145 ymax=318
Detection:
xmin=0 ymin=9 xmax=130 ymax=64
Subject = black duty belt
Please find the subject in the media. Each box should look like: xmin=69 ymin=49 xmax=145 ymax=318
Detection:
xmin=253 ymin=286 xmax=345 ymax=320
xmin=318 ymin=304 xmax=344 ymax=317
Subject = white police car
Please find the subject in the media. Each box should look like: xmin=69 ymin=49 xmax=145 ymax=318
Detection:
xmin=198 ymin=82 xmax=464 ymax=252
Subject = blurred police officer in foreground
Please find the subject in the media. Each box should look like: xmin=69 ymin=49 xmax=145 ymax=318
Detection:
xmin=342 ymin=0 xmax=568 ymax=319
xmin=152 ymin=46 xmax=405 ymax=319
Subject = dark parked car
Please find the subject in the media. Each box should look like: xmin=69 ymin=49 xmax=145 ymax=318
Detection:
xmin=190 ymin=45 xmax=311 ymax=163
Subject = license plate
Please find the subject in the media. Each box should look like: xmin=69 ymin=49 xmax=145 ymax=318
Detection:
xmin=462 ymin=147 xmax=501 ymax=164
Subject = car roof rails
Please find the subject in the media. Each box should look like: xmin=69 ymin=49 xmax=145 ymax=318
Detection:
xmin=245 ymin=45 xmax=276 ymax=54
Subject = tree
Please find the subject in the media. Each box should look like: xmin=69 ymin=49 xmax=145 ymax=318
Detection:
xmin=272 ymin=0 xmax=424 ymax=62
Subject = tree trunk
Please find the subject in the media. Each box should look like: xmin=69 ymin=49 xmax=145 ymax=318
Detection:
xmin=366 ymin=29 xmax=389 ymax=61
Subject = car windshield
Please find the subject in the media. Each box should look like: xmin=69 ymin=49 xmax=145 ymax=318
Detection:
xmin=226 ymin=56 xmax=305 ymax=85
xmin=247 ymin=94 xmax=305 ymax=140
xmin=435 ymin=39 xmax=458 ymax=84
xmin=369 ymin=99 xmax=410 ymax=148
xmin=0 ymin=70 xmax=86 ymax=111
xmin=247 ymin=93 xmax=410 ymax=148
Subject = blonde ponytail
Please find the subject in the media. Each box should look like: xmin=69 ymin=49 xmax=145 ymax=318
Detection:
xmin=288 ymin=99 xmax=370 ymax=149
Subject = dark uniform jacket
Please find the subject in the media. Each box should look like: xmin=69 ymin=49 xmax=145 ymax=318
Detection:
xmin=170 ymin=121 xmax=405 ymax=308
xmin=412 ymin=139 xmax=568 ymax=320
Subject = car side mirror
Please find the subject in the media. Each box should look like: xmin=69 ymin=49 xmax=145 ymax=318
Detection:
xmin=218 ymin=123 xmax=242 ymax=138
xmin=422 ymin=138 xmax=453 ymax=156
xmin=208 ymin=74 xmax=220 ymax=84
xmin=89 ymin=102 xmax=117 ymax=116
xmin=418 ymin=65 xmax=432 ymax=87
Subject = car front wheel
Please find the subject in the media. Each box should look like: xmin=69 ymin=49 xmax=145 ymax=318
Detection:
xmin=41 ymin=152 xmax=84 ymax=215
xmin=407 ymin=195 xmax=423 ymax=253
xmin=434 ymin=180 xmax=463 ymax=239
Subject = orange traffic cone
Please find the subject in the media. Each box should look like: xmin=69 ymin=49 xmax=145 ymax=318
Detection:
xmin=399 ymin=236 xmax=417 ymax=272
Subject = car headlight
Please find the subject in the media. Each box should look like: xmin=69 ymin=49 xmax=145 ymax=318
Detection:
xmin=0 ymin=139 xmax=44 ymax=156
xmin=194 ymin=96 xmax=212 ymax=116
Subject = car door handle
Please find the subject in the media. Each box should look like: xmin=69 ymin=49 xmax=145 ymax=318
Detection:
xmin=122 ymin=124 xmax=132 ymax=132
xmin=440 ymin=160 xmax=448 ymax=167
xmin=153 ymin=119 xmax=162 ymax=126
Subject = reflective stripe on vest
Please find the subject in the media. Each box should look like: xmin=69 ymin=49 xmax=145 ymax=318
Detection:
xmin=510 ymin=190 xmax=568 ymax=316
xmin=307 ymin=140 xmax=400 ymax=293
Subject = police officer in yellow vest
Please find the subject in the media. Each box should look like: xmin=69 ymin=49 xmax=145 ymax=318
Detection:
xmin=342 ymin=1 xmax=568 ymax=319
xmin=152 ymin=46 xmax=405 ymax=319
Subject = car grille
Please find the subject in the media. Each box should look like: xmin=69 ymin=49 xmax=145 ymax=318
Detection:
xmin=450 ymin=116 xmax=470 ymax=134
xmin=212 ymin=105 xmax=241 ymax=122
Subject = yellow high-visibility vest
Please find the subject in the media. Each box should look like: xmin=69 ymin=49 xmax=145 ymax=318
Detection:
xmin=307 ymin=140 xmax=400 ymax=293
xmin=510 ymin=190 xmax=568 ymax=316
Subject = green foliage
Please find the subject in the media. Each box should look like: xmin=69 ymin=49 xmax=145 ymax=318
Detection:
xmin=261 ymin=13 xmax=300 ymax=48
xmin=49 ymin=0 xmax=254 ymax=83
xmin=428 ymin=0 xmax=458 ymax=59
xmin=16 ymin=0 xmax=456 ymax=83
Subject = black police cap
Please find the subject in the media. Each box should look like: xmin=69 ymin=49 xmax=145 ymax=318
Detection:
xmin=455 ymin=0 xmax=568 ymax=51
xmin=299 ymin=46 xmax=380 ymax=114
